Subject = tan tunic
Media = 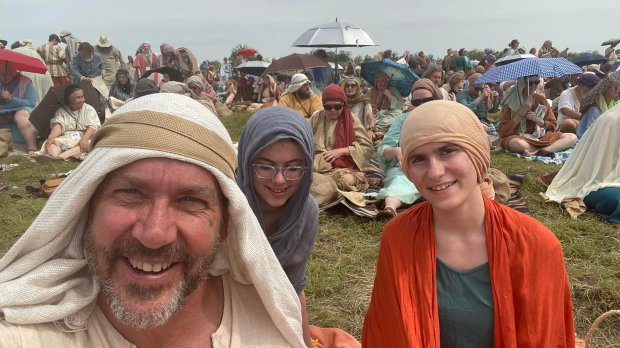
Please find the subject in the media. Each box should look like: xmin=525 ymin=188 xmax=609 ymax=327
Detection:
xmin=0 ymin=274 xmax=295 ymax=348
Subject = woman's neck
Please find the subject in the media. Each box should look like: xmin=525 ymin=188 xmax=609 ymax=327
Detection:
xmin=432 ymin=188 xmax=486 ymax=235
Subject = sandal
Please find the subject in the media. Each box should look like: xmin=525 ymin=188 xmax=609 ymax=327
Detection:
xmin=376 ymin=207 xmax=397 ymax=220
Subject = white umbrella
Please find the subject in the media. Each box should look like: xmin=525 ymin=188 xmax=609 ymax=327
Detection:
xmin=292 ymin=18 xmax=377 ymax=79
xmin=292 ymin=19 xmax=377 ymax=48
xmin=495 ymin=53 xmax=537 ymax=66
xmin=236 ymin=61 xmax=270 ymax=76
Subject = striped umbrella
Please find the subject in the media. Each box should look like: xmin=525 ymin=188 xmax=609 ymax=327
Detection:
xmin=476 ymin=58 xmax=582 ymax=84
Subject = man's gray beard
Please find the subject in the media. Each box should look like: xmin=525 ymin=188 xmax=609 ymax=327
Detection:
xmin=295 ymin=90 xmax=311 ymax=99
xmin=84 ymin=225 xmax=223 ymax=329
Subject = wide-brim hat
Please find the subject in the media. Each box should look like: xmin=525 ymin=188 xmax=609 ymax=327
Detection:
xmin=0 ymin=39 xmax=7 ymax=47
xmin=96 ymin=34 xmax=112 ymax=47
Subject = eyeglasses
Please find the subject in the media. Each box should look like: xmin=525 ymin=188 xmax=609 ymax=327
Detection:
xmin=251 ymin=164 xmax=307 ymax=180
xmin=324 ymin=104 xmax=343 ymax=111
xmin=344 ymin=83 xmax=357 ymax=88
xmin=411 ymin=97 xmax=435 ymax=107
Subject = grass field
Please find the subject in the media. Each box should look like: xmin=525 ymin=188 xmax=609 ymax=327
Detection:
xmin=1 ymin=111 xmax=619 ymax=346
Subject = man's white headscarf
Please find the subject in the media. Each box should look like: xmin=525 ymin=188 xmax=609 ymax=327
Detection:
xmin=282 ymin=73 xmax=310 ymax=96
xmin=0 ymin=93 xmax=304 ymax=347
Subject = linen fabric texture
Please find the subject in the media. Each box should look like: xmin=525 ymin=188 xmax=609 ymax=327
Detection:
xmin=0 ymin=93 xmax=305 ymax=347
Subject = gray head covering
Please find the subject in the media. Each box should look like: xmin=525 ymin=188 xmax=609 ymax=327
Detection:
xmin=236 ymin=106 xmax=318 ymax=273
xmin=200 ymin=60 xmax=210 ymax=72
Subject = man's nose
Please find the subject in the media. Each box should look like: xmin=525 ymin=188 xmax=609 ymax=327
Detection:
xmin=131 ymin=199 xmax=177 ymax=249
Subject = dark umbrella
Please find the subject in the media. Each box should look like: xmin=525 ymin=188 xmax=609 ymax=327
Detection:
xmin=264 ymin=53 xmax=328 ymax=74
xmin=601 ymin=38 xmax=620 ymax=46
xmin=29 ymin=81 xmax=105 ymax=140
xmin=571 ymin=54 xmax=607 ymax=67
xmin=0 ymin=49 xmax=48 ymax=74
xmin=141 ymin=66 xmax=182 ymax=82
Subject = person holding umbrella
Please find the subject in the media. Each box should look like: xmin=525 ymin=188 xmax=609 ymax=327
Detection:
xmin=0 ymin=62 xmax=38 ymax=153
xmin=498 ymin=76 xmax=577 ymax=157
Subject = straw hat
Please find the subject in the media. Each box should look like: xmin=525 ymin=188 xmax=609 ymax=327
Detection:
xmin=96 ymin=34 xmax=112 ymax=47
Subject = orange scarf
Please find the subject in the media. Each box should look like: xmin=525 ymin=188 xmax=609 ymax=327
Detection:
xmin=363 ymin=196 xmax=575 ymax=347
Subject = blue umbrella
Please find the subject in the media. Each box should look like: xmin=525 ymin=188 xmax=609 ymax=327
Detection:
xmin=476 ymin=58 xmax=582 ymax=84
xmin=361 ymin=58 xmax=420 ymax=97
xmin=570 ymin=54 xmax=607 ymax=67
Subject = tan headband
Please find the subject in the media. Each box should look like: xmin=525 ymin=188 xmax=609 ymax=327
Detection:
xmin=91 ymin=111 xmax=237 ymax=179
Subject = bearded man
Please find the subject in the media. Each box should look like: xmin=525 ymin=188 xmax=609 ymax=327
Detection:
xmin=0 ymin=94 xmax=306 ymax=347
xmin=278 ymin=73 xmax=324 ymax=118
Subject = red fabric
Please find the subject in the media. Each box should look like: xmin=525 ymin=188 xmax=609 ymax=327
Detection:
xmin=362 ymin=196 xmax=575 ymax=347
xmin=51 ymin=76 xmax=69 ymax=87
xmin=322 ymin=84 xmax=356 ymax=169
xmin=132 ymin=52 xmax=159 ymax=79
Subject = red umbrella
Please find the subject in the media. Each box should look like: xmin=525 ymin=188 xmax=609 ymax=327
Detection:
xmin=0 ymin=49 xmax=48 ymax=74
xmin=235 ymin=48 xmax=257 ymax=57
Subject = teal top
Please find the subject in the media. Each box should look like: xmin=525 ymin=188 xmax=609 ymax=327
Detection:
xmin=437 ymin=259 xmax=493 ymax=348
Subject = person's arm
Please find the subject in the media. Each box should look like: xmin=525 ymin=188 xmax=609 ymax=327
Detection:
xmin=78 ymin=126 xmax=96 ymax=152
xmin=559 ymin=107 xmax=582 ymax=120
xmin=456 ymin=91 xmax=485 ymax=114
xmin=70 ymin=55 xmax=83 ymax=81
xmin=378 ymin=114 xmax=406 ymax=165
xmin=46 ymin=123 xmax=63 ymax=150
xmin=1 ymin=80 xmax=36 ymax=109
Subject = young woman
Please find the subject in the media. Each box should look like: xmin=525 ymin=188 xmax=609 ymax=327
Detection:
xmin=341 ymin=76 xmax=375 ymax=139
xmin=236 ymin=106 xmax=318 ymax=347
xmin=363 ymin=101 xmax=575 ymax=347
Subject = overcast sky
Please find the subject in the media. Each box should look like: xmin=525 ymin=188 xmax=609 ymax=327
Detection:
xmin=4 ymin=0 xmax=616 ymax=64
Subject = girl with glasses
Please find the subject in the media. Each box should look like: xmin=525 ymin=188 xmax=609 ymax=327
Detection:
xmin=309 ymin=84 xmax=374 ymax=207
xmin=236 ymin=106 xmax=317 ymax=346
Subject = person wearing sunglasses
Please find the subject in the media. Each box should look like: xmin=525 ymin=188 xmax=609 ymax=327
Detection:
xmin=498 ymin=75 xmax=577 ymax=157
xmin=456 ymin=73 xmax=499 ymax=126
xmin=341 ymin=76 xmax=375 ymax=139
xmin=371 ymin=79 xmax=443 ymax=220
xmin=237 ymin=106 xmax=318 ymax=346
xmin=309 ymin=84 xmax=374 ymax=206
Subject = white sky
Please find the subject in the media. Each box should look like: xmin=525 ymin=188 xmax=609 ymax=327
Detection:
xmin=4 ymin=0 xmax=617 ymax=64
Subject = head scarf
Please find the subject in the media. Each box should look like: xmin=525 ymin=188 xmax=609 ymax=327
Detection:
xmin=341 ymin=76 xmax=369 ymax=106
xmin=160 ymin=81 xmax=192 ymax=97
xmin=400 ymin=100 xmax=490 ymax=184
xmin=0 ymin=94 xmax=304 ymax=347
xmin=502 ymin=76 xmax=540 ymax=134
xmin=322 ymin=84 xmax=357 ymax=169
xmin=370 ymin=72 xmax=391 ymax=110
xmin=113 ymin=68 xmax=133 ymax=95
xmin=186 ymin=75 xmax=204 ymax=91
xmin=411 ymin=78 xmax=443 ymax=101
xmin=282 ymin=73 xmax=309 ymax=96
xmin=159 ymin=42 xmax=174 ymax=54
xmin=199 ymin=60 xmax=209 ymax=72
xmin=236 ymin=106 xmax=316 ymax=266
xmin=580 ymin=71 xmax=620 ymax=113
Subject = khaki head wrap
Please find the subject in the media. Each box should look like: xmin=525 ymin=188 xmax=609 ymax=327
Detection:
xmin=400 ymin=100 xmax=490 ymax=183
xmin=411 ymin=78 xmax=443 ymax=100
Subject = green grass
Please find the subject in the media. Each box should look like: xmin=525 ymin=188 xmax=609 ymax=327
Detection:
xmin=1 ymin=113 xmax=619 ymax=346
